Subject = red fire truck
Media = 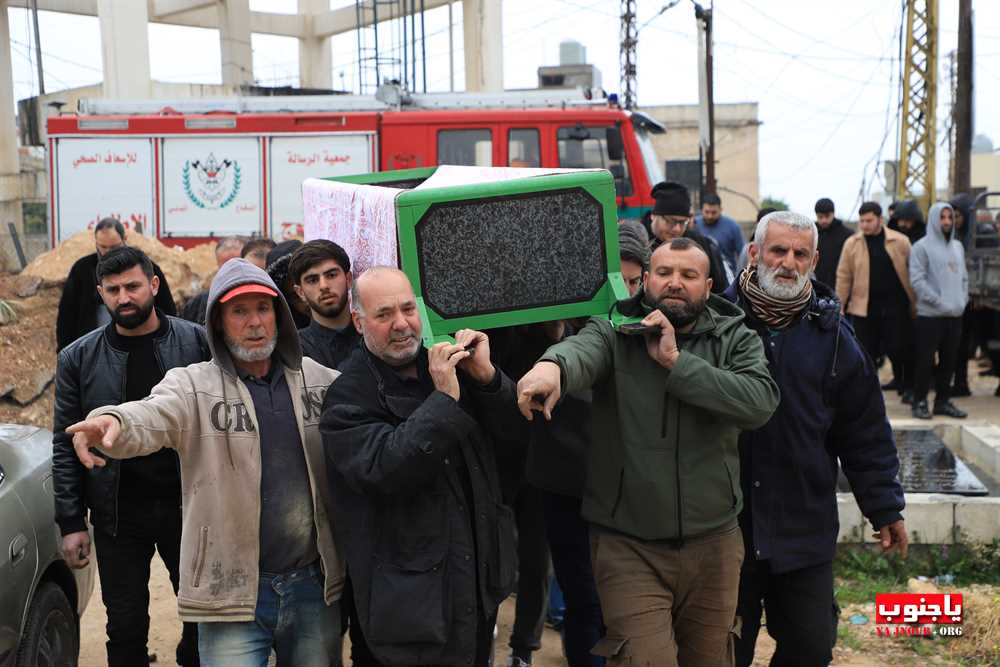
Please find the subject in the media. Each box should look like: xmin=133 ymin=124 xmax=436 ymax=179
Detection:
xmin=46 ymin=86 xmax=665 ymax=248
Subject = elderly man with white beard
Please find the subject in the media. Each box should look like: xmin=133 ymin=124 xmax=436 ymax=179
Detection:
xmin=64 ymin=259 xmax=345 ymax=667
xmin=723 ymin=211 xmax=907 ymax=667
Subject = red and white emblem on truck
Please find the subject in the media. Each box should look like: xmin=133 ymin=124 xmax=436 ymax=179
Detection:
xmin=183 ymin=153 xmax=242 ymax=210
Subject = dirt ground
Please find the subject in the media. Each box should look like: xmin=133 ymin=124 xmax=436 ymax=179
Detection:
xmin=81 ymin=555 xmax=996 ymax=666
xmin=0 ymin=275 xmax=59 ymax=429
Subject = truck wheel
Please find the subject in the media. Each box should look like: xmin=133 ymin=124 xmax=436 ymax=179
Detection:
xmin=14 ymin=582 xmax=78 ymax=667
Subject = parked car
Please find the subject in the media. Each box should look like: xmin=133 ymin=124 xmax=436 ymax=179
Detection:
xmin=0 ymin=424 xmax=94 ymax=667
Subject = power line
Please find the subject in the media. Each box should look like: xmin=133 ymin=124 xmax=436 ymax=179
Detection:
xmin=552 ymin=0 xmax=899 ymax=93
xmin=552 ymin=0 xmax=897 ymax=63
xmin=780 ymin=13 xmax=899 ymax=180
xmin=22 ymin=7 xmax=36 ymax=95
xmin=741 ymin=2 xmax=892 ymax=60
xmin=851 ymin=0 xmax=906 ymax=215
xmin=711 ymin=39 xmax=896 ymax=63
xmin=8 ymin=40 xmax=72 ymax=90
xmin=709 ymin=16 xmax=896 ymax=87
xmin=10 ymin=38 xmax=103 ymax=73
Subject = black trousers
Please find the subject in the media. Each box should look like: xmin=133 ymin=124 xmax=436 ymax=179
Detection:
xmin=953 ymin=303 xmax=975 ymax=388
xmin=852 ymin=302 xmax=912 ymax=390
xmin=341 ymin=575 xmax=383 ymax=667
xmin=914 ymin=316 xmax=963 ymax=404
xmin=541 ymin=492 xmax=605 ymax=667
xmin=734 ymin=559 xmax=835 ymax=667
xmin=93 ymin=497 xmax=199 ymax=667
xmin=509 ymin=483 xmax=551 ymax=656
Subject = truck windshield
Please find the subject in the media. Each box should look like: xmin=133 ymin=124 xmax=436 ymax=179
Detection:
xmin=634 ymin=127 xmax=664 ymax=187
xmin=557 ymin=126 xmax=632 ymax=196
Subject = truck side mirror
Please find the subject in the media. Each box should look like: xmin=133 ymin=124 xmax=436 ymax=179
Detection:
xmin=609 ymin=164 xmax=632 ymax=196
xmin=606 ymin=126 xmax=624 ymax=162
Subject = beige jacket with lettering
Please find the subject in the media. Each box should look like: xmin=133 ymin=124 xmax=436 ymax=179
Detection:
xmin=89 ymin=259 xmax=343 ymax=623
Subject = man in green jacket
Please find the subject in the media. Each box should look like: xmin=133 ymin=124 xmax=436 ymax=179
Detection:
xmin=517 ymin=237 xmax=780 ymax=667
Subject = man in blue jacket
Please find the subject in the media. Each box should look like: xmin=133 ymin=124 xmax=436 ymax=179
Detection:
xmin=695 ymin=193 xmax=745 ymax=274
xmin=725 ymin=211 xmax=907 ymax=667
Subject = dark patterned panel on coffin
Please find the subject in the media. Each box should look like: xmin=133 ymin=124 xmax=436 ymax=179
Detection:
xmin=415 ymin=187 xmax=607 ymax=318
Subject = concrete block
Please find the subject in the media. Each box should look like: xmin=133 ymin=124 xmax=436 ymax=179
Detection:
xmin=836 ymin=493 xmax=867 ymax=543
xmin=835 ymin=493 xmax=953 ymax=545
xmin=954 ymin=498 xmax=1000 ymax=543
xmin=900 ymin=494 xmax=956 ymax=545
xmin=961 ymin=424 xmax=1000 ymax=480
xmin=890 ymin=419 xmax=931 ymax=431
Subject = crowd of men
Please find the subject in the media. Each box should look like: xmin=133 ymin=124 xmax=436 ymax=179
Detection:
xmin=49 ymin=178 xmax=998 ymax=667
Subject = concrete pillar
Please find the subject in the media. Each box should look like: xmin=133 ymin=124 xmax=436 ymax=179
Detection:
xmin=299 ymin=0 xmax=332 ymax=90
xmin=462 ymin=0 xmax=502 ymax=92
xmin=219 ymin=0 xmax=253 ymax=88
xmin=97 ymin=0 xmax=152 ymax=98
xmin=0 ymin=6 xmax=25 ymax=270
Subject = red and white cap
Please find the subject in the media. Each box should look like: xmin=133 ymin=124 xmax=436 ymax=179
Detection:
xmin=219 ymin=283 xmax=278 ymax=303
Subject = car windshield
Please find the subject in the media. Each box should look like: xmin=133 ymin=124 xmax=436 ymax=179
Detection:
xmin=634 ymin=127 xmax=664 ymax=188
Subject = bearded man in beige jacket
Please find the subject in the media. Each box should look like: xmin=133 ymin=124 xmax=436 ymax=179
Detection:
xmin=836 ymin=200 xmax=916 ymax=402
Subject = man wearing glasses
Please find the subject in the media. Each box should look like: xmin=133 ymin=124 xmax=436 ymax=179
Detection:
xmin=647 ymin=181 xmax=732 ymax=292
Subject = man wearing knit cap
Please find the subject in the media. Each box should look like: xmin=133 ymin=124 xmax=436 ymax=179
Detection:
xmin=618 ymin=220 xmax=650 ymax=296
xmin=889 ymin=200 xmax=926 ymax=244
xmin=647 ymin=181 xmax=731 ymax=292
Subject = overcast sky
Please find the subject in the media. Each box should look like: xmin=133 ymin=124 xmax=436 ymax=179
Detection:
xmin=7 ymin=0 xmax=1000 ymax=218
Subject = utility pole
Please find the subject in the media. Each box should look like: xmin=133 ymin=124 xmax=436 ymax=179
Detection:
xmin=448 ymin=1 xmax=454 ymax=92
xmin=695 ymin=2 xmax=716 ymax=196
xmin=897 ymin=0 xmax=938 ymax=213
xmin=947 ymin=49 xmax=957 ymax=191
xmin=30 ymin=0 xmax=44 ymax=95
xmin=620 ymin=0 xmax=638 ymax=110
xmin=953 ymin=0 xmax=973 ymax=193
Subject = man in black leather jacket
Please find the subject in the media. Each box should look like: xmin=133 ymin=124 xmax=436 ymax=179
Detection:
xmin=52 ymin=246 xmax=210 ymax=667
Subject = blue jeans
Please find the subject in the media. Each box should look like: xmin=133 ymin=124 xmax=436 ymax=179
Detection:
xmin=548 ymin=575 xmax=566 ymax=628
xmin=198 ymin=562 xmax=342 ymax=667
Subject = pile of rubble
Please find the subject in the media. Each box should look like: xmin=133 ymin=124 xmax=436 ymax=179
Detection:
xmin=0 ymin=231 xmax=219 ymax=429
xmin=17 ymin=230 xmax=218 ymax=300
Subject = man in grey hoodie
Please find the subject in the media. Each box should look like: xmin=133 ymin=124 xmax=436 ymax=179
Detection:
xmin=908 ymin=202 xmax=969 ymax=419
xmin=65 ymin=259 xmax=344 ymax=666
